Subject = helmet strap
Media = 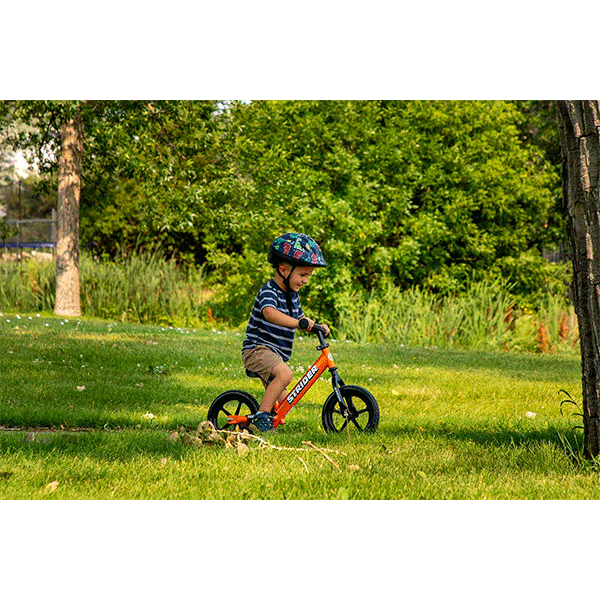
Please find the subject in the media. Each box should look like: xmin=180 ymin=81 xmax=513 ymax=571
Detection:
xmin=278 ymin=264 xmax=296 ymax=315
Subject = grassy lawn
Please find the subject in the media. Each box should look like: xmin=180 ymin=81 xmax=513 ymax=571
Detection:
xmin=0 ymin=311 xmax=595 ymax=500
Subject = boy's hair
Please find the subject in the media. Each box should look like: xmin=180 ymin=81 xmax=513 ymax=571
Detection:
xmin=272 ymin=260 xmax=295 ymax=275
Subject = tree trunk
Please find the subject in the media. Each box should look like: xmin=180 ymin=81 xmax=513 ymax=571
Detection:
xmin=557 ymin=100 xmax=600 ymax=458
xmin=55 ymin=114 xmax=84 ymax=317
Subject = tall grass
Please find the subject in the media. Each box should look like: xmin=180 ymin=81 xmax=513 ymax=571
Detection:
xmin=81 ymin=252 xmax=207 ymax=326
xmin=1 ymin=254 xmax=580 ymax=353
xmin=0 ymin=257 xmax=55 ymax=312
xmin=336 ymin=281 xmax=579 ymax=353
xmin=0 ymin=251 xmax=208 ymax=327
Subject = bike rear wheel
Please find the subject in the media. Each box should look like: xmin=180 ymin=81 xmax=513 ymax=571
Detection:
xmin=207 ymin=390 xmax=259 ymax=431
xmin=322 ymin=385 xmax=379 ymax=433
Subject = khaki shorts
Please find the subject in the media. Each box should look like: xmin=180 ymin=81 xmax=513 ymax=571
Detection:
xmin=242 ymin=345 xmax=283 ymax=388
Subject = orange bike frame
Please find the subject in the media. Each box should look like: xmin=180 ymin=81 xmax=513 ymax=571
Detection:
xmin=226 ymin=340 xmax=338 ymax=429
xmin=272 ymin=344 xmax=336 ymax=427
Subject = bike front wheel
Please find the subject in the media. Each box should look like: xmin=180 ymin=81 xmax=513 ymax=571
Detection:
xmin=207 ymin=390 xmax=259 ymax=431
xmin=322 ymin=385 xmax=380 ymax=433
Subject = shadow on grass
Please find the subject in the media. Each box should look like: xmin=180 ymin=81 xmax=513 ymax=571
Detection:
xmin=1 ymin=421 xmax=589 ymax=472
xmin=0 ymin=380 xmax=230 ymax=430
xmin=0 ymin=429 xmax=192 ymax=460
xmin=0 ymin=372 xmax=590 ymax=469
xmin=385 ymin=420 xmax=589 ymax=468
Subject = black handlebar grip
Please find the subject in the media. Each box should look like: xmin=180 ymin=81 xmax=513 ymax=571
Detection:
xmin=312 ymin=323 xmax=327 ymax=336
xmin=298 ymin=318 xmax=327 ymax=337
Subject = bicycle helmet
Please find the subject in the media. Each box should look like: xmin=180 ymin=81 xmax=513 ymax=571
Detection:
xmin=268 ymin=233 xmax=327 ymax=315
xmin=268 ymin=233 xmax=327 ymax=268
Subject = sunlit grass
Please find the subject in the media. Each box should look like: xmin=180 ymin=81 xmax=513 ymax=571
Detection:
xmin=0 ymin=312 xmax=594 ymax=499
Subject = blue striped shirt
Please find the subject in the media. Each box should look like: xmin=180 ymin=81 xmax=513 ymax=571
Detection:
xmin=242 ymin=279 xmax=304 ymax=361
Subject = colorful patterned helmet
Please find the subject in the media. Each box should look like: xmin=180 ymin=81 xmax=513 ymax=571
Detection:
xmin=268 ymin=233 xmax=327 ymax=268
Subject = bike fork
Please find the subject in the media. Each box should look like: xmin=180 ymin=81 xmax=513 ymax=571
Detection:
xmin=330 ymin=367 xmax=349 ymax=411
xmin=330 ymin=367 xmax=361 ymax=427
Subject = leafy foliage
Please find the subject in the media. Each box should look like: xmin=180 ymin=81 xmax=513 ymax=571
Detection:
xmin=0 ymin=100 xmax=223 ymax=262
xmin=202 ymin=101 xmax=562 ymax=324
xmin=1 ymin=100 xmax=565 ymax=327
xmin=79 ymin=100 xmax=223 ymax=263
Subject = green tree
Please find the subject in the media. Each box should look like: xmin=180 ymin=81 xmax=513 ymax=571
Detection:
xmin=204 ymin=100 xmax=563 ymax=325
xmin=0 ymin=100 xmax=223 ymax=313
xmin=2 ymin=100 xmax=565 ymax=328
xmin=78 ymin=101 xmax=222 ymax=262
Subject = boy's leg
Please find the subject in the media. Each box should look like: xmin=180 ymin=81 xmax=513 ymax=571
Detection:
xmin=258 ymin=362 xmax=293 ymax=413
xmin=242 ymin=345 xmax=292 ymax=415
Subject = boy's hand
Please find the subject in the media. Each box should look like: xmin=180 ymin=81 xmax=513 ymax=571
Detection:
xmin=298 ymin=317 xmax=315 ymax=331
xmin=298 ymin=318 xmax=330 ymax=338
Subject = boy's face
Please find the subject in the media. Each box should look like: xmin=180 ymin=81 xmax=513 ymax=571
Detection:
xmin=279 ymin=264 xmax=315 ymax=292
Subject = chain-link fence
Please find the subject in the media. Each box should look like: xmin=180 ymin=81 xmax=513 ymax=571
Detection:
xmin=1 ymin=211 xmax=56 ymax=265
xmin=1 ymin=180 xmax=57 ymax=263
xmin=2 ymin=211 xmax=56 ymax=247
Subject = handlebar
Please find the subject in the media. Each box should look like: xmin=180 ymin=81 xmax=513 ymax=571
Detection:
xmin=298 ymin=317 xmax=328 ymax=338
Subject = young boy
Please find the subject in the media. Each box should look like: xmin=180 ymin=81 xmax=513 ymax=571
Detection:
xmin=242 ymin=233 xmax=330 ymax=432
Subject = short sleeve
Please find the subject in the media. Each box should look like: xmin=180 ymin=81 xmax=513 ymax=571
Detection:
xmin=258 ymin=287 xmax=278 ymax=313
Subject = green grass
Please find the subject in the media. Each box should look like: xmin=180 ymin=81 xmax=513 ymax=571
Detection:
xmin=0 ymin=311 xmax=595 ymax=499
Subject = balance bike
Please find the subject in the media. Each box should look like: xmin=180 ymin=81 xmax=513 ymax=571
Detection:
xmin=207 ymin=318 xmax=380 ymax=433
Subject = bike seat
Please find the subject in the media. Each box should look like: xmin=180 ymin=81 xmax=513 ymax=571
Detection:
xmin=245 ymin=369 xmax=274 ymax=383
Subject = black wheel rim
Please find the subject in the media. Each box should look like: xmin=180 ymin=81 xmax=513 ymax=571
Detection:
xmin=322 ymin=385 xmax=379 ymax=433
xmin=330 ymin=396 xmax=371 ymax=431
xmin=208 ymin=391 xmax=259 ymax=431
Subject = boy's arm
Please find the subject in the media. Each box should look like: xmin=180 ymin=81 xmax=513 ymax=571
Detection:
xmin=263 ymin=307 xmax=330 ymax=335
xmin=262 ymin=306 xmax=309 ymax=329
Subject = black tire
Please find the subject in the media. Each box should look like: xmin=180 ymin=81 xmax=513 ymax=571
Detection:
xmin=207 ymin=390 xmax=259 ymax=431
xmin=322 ymin=385 xmax=380 ymax=433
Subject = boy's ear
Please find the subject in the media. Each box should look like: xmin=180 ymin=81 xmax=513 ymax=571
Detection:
xmin=277 ymin=263 xmax=290 ymax=278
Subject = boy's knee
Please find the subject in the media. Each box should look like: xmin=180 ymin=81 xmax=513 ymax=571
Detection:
xmin=273 ymin=363 xmax=293 ymax=386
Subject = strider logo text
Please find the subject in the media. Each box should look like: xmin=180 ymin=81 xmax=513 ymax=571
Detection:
xmin=287 ymin=365 xmax=320 ymax=404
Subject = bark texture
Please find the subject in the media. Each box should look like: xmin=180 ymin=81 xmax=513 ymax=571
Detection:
xmin=557 ymin=100 xmax=600 ymax=458
xmin=55 ymin=115 xmax=84 ymax=317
